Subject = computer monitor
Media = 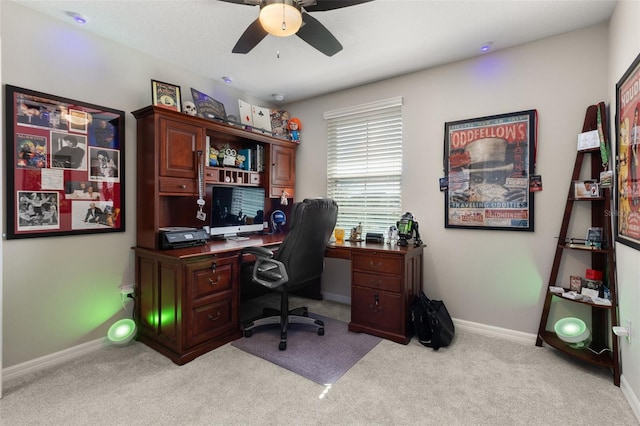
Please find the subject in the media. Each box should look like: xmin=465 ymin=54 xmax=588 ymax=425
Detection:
xmin=210 ymin=185 xmax=265 ymax=238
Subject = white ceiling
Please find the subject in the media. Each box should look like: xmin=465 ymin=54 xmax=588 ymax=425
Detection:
xmin=15 ymin=0 xmax=617 ymax=104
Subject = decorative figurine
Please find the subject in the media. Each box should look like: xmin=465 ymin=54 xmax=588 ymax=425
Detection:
xmin=183 ymin=101 xmax=197 ymax=116
xmin=288 ymin=117 xmax=302 ymax=143
xmin=209 ymin=146 xmax=218 ymax=166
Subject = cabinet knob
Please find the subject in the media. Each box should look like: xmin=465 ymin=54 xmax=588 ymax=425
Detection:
xmin=369 ymin=278 xmax=382 ymax=286
xmin=180 ymin=184 xmax=186 ymax=189
xmin=208 ymin=276 xmax=221 ymax=286
xmin=208 ymin=311 xmax=221 ymax=321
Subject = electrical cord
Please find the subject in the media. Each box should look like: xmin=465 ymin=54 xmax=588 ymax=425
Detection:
xmin=588 ymin=347 xmax=612 ymax=355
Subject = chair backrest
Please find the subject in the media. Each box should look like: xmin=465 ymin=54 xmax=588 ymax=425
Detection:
xmin=274 ymin=198 xmax=338 ymax=288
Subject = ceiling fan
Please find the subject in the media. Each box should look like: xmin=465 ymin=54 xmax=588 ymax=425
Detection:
xmin=219 ymin=0 xmax=373 ymax=56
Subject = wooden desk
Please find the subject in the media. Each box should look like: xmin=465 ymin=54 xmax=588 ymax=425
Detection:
xmin=325 ymin=241 xmax=424 ymax=344
xmin=134 ymin=234 xmax=285 ymax=365
xmin=135 ymin=236 xmax=422 ymax=364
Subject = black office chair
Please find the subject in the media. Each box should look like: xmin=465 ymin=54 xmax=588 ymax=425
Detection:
xmin=241 ymin=198 xmax=338 ymax=350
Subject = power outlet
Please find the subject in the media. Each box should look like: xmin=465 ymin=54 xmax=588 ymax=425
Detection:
xmin=119 ymin=284 xmax=134 ymax=295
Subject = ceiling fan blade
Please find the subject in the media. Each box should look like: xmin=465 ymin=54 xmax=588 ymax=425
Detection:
xmin=296 ymin=12 xmax=342 ymax=56
xmin=304 ymin=0 xmax=374 ymax=12
xmin=232 ymin=18 xmax=268 ymax=54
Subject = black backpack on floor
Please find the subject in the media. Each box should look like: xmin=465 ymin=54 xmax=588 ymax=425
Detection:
xmin=410 ymin=291 xmax=455 ymax=350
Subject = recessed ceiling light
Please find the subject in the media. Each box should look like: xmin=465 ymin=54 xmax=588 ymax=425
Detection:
xmin=272 ymin=94 xmax=285 ymax=102
xmin=480 ymin=42 xmax=493 ymax=53
xmin=222 ymin=76 xmax=233 ymax=84
xmin=67 ymin=11 xmax=88 ymax=24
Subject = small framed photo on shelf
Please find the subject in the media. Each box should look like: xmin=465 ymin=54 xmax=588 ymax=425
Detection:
xmin=586 ymin=226 xmax=603 ymax=248
xmin=569 ymin=276 xmax=583 ymax=292
xmin=151 ymin=80 xmax=182 ymax=112
xmin=573 ymin=180 xmax=599 ymax=199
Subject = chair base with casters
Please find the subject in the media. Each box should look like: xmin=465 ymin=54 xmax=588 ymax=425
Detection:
xmin=242 ymin=284 xmax=325 ymax=351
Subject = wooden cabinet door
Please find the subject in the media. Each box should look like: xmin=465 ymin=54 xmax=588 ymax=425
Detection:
xmin=159 ymin=118 xmax=204 ymax=179
xmin=269 ymin=144 xmax=295 ymax=198
xmin=270 ymin=144 xmax=295 ymax=187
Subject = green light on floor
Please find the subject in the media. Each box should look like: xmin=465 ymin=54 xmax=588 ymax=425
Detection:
xmin=107 ymin=319 xmax=136 ymax=345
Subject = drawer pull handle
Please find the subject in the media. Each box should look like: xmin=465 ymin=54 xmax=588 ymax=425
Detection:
xmin=369 ymin=261 xmax=383 ymax=269
xmin=369 ymin=278 xmax=382 ymax=286
xmin=180 ymin=184 xmax=186 ymax=189
xmin=211 ymin=263 xmax=217 ymax=272
xmin=208 ymin=311 xmax=221 ymax=321
xmin=208 ymin=276 xmax=221 ymax=286
xmin=369 ymin=293 xmax=381 ymax=312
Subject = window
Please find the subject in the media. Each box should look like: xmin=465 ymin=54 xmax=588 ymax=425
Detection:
xmin=324 ymin=97 xmax=403 ymax=234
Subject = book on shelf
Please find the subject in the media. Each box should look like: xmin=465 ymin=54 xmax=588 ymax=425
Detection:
xmin=238 ymin=148 xmax=252 ymax=171
xmin=256 ymin=145 xmax=265 ymax=172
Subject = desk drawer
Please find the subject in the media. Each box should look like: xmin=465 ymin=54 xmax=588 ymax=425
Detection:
xmin=352 ymin=252 xmax=402 ymax=275
xmin=159 ymin=177 xmax=197 ymax=194
xmin=325 ymin=246 xmax=351 ymax=260
xmin=187 ymin=295 xmax=236 ymax=347
xmin=190 ymin=262 xmax=233 ymax=300
xmin=353 ymin=271 xmax=401 ymax=293
xmin=351 ymin=285 xmax=402 ymax=333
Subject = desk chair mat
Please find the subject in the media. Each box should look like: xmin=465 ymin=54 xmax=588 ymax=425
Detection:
xmin=231 ymin=313 xmax=381 ymax=385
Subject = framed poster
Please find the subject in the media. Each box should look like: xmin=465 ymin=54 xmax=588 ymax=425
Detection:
xmin=615 ymin=52 xmax=640 ymax=251
xmin=5 ymin=85 xmax=125 ymax=239
xmin=444 ymin=110 xmax=537 ymax=231
xmin=151 ymin=79 xmax=181 ymax=112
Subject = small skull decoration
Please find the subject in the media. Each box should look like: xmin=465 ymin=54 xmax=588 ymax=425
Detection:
xmin=183 ymin=101 xmax=197 ymax=116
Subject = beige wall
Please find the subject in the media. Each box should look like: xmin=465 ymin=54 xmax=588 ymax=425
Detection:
xmin=292 ymin=24 xmax=608 ymax=333
xmin=0 ymin=2 xmax=266 ymax=368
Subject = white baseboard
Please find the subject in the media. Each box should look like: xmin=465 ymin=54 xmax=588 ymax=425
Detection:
xmin=621 ymin=375 xmax=640 ymax=423
xmin=322 ymin=291 xmax=351 ymax=305
xmin=2 ymin=338 xmax=106 ymax=383
xmin=453 ymin=318 xmax=537 ymax=345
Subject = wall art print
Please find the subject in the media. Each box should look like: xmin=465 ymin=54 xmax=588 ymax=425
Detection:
xmin=5 ymin=85 xmax=125 ymax=239
xmin=615 ymin=52 xmax=640 ymax=251
xmin=444 ymin=110 xmax=537 ymax=231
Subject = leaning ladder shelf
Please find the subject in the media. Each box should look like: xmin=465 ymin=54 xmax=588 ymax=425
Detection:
xmin=535 ymin=102 xmax=620 ymax=387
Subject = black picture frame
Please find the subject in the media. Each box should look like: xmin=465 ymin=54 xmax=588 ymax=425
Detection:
xmin=5 ymin=85 xmax=125 ymax=239
xmin=151 ymin=79 xmax=182 ymax=112
xmin=615 ymin=52 xmax=640 ymax=251
xmin=443 ymin=110 xmax=537 ymax=231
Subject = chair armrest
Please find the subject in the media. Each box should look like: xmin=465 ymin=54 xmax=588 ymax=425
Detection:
xmin=242 ymin=246 xmax=274 ymax=260
xmin=242 ymin=246 xmax=288 ymax=289
xmin=252 ymin=258 xmax=289 ymax=289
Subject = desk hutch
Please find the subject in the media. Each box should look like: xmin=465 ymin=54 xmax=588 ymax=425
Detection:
xmin=132 ymin=106 xmax=296 ymax=364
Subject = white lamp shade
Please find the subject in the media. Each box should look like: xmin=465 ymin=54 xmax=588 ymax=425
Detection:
xmin=554 ymin=317 xmax=591 ymax=349
xmin=107 ymin=318 xmax=136 ymax=345
xmin=259 ymin=1 xmax=302 ymax=37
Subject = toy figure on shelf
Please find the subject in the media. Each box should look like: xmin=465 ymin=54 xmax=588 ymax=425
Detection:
xmin=288 ymin=117 xmax=302 ymax=143
xmin=235 ymin=153 xmax=246 ymax=168
xmin=209 ymin=146 xmax=218 ymax=166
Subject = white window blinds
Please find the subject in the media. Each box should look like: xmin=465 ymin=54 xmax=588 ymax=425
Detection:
xmin=324 ymin=97 xmax=403 ymax=234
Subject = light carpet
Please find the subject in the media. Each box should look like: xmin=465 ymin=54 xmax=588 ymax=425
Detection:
xmin=231 ymin=313 xmax=381 ymax=385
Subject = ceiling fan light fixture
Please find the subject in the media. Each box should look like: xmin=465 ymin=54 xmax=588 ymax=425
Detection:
xmin=259 ymin=0 xmax=302 ymax=37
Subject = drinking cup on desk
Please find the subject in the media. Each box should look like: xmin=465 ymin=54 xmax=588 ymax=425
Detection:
xmin=334 ymin=228 xmax=345 ymax=243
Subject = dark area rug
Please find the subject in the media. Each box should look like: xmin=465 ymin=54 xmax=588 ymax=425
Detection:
xmin=231 ymin=314 xmax=381 ymax=385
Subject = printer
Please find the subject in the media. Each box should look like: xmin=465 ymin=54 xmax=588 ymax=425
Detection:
xmin=159 ymin=227 xmax=210 ymax=249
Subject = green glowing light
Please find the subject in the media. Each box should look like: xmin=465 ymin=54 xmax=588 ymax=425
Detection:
xmin=554 ymin=317 xmax=591 ymax=349
xmin=107 ymin=319 xmax=136 ymax=345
